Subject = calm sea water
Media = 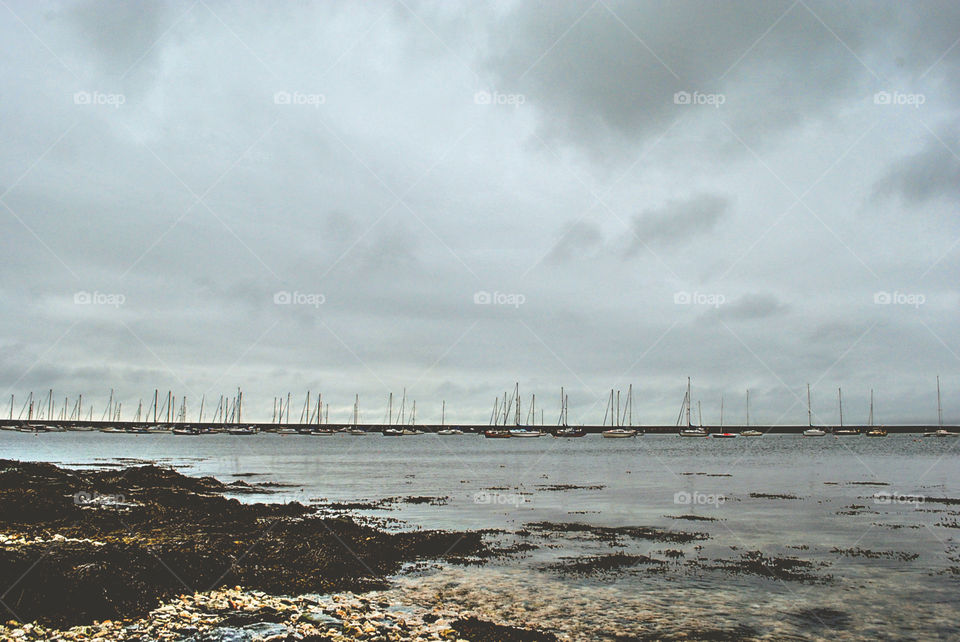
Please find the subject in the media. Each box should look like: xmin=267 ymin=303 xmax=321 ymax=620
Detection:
xmin=3 ymin=431 xmax=959 ymax=640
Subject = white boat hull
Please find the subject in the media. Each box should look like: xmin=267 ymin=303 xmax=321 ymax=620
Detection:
xmin=602 ymin=429 xmax=637 ymax=438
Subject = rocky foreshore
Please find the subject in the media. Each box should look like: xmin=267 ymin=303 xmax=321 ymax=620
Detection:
xmin=0 ymin=586 xmax=557 ymax=641
xmin=0 ymin=460 xmax=556 ymax=641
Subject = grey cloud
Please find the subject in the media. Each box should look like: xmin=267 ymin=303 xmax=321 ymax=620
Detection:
xmin=873 ymin=132 xmax=960 ymax=204
xmin=547 ymin=220 xmax=603 ymax=263
xmin=482 ymin=1 xmax=905 ymax=159
xmin=719 ymin=293 xmax=789 ymax=320
xmin=626 ymin=194 xmax=728 ymax=252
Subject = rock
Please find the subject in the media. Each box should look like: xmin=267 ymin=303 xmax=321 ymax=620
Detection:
xmin=300 ymin=611 xmax=341 ymax=626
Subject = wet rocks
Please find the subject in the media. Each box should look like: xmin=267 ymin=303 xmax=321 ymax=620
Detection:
xmin=522 ymin=521 xmax=709 ymax=545
xmin=697 ymin=551 xmax=831 ymax=584
xmin=0 ymin=586 xmax=559 ymax=641
xmin=0 ymin=460 xmax=490 ymax=627
xmin=538 ymin=553 xmax=665 ymax=577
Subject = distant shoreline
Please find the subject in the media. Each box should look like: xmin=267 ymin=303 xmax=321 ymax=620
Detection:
xmin=2 ymin=420 xmax=957 ymax=434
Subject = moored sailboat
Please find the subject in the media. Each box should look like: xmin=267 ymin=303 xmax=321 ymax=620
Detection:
xmin=802 ymin=384 xmax=826 ymax=436
xmin=865 ymin=389 xmax=887 ymax=436
xmin=833 ymin=387 xmax=858 ymax=435
xmin=924 ymin=377 xmax=957 ymax=436
xmin=679 ymin=379 xmax=708 ymax=437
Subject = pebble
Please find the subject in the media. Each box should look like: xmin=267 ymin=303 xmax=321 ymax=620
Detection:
xmin=0 ymin=586 xmax=497 ymax=642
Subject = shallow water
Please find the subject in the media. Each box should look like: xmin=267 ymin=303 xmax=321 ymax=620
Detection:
xmin=3 ymin=431 xmax=959 ymax=639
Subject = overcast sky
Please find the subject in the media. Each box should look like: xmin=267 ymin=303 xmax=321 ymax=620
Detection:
xmin=1 ymin=0 xmax=959 ymax=426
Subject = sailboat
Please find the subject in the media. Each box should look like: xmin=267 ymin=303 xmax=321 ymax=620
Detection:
xmin=738 ymin=390 xmax=762 ymax=436
xmin=924 ymin=376 xmax=956 ymax=437
xmin=712 ymin=393 xmax=738 ymax=438
xmin=383 ymin=392 xmax=404 ymax=435
xmin=436 ymin=401 xmax=463 ymax=434
xmin=347 ymin=394 xmax=367 ymax=434
xmin=507 ymin=385 xmax=544 ymax=437
xmin=833 ymin=387 xmax=858 ymax=435
xmin=484 ymin=392 xmax=513 ymax=437
xmin=865 ymin=389 xmax=887 ymax=436
xmin=803 ymin=384 xmax=827 ymax=436
xmin=599 ymin=388 xmax=637 ymax=438
xmin=679 ymin=379 xmax=709 ymax=437
xmin=556 ymin=388 xmax=587 ymax=437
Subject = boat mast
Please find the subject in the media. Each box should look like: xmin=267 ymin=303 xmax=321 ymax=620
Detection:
xmin=388 ymin=393 xmax=393 ymax=426
xmin=514 ymin=383 xmax=520 ymax=426
xmin=807 ymin=384 xmax=812 ymax=427
xmin=556 ymin=386 xmax=565 ymax=426
xmin=698 ymin=400 xmax=702 ymax=427
xmin=746 ymin=389 xmax=750 ymax=427
xmin=616 ymin=390 xmax=621 ymax=427
xmin=354 ymin=394 xmax=359 ymax=427
xmin=628 ymin=384 xmax=633 ymax=426
xmin=686 ymin=377 xmax=692 ymax=428
xmin=199 ymin=395 xmax=205 ymax=423
xmin=937 ymin=375 xmax=943 ymax=427
xmin=838 ymin=387 xmax=843 ymax=428
xmin=868 ymin=389 xmax=874 ymax=427
xmin=441 ymin=400 xmax=445 ymax=427
xmin=720 ymin=394 xmax=724 ymax=428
